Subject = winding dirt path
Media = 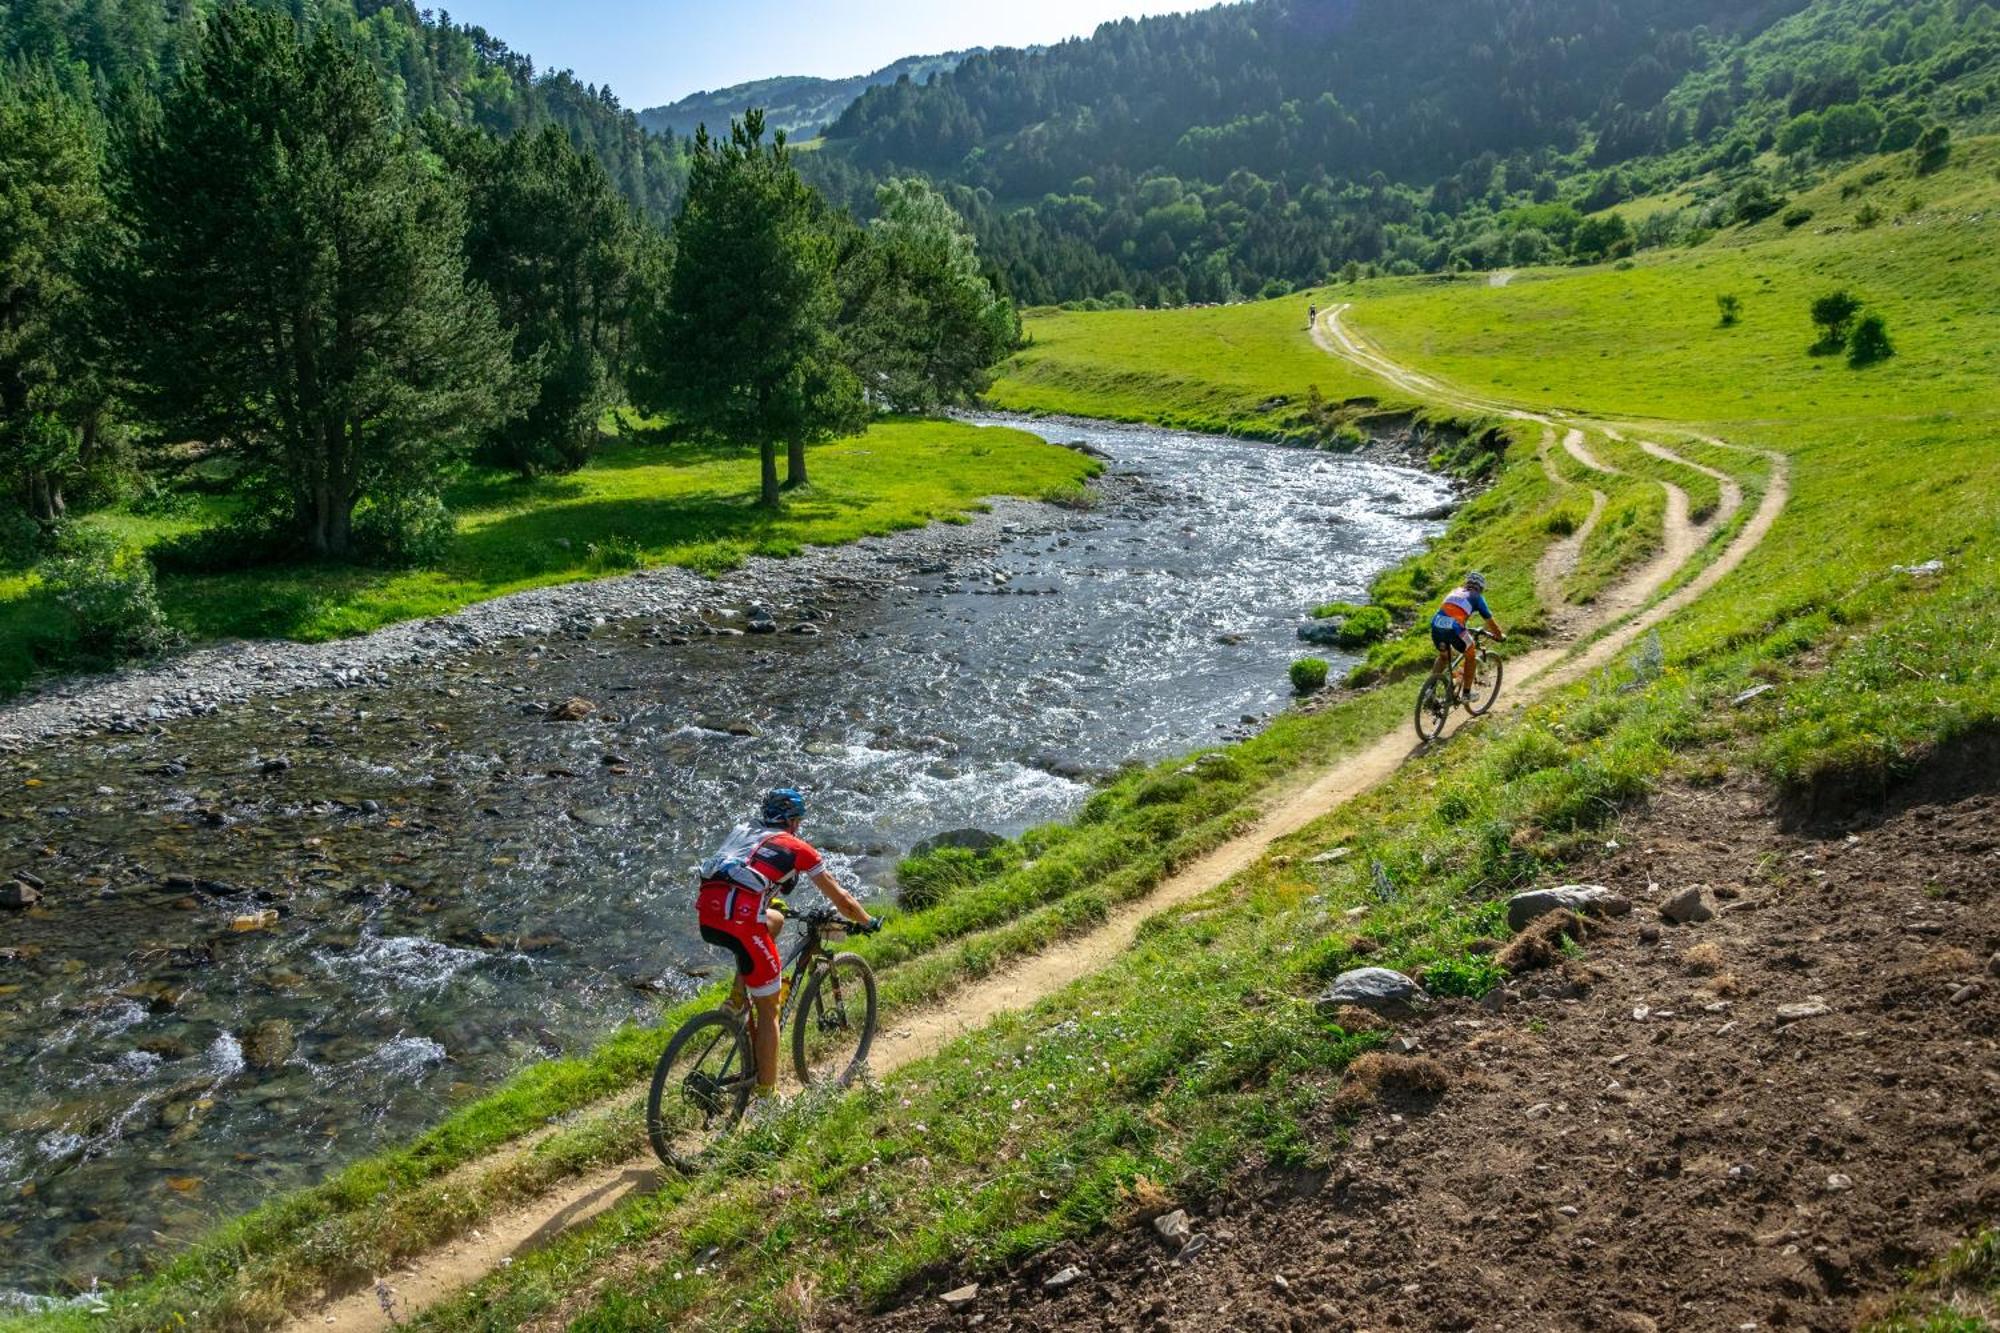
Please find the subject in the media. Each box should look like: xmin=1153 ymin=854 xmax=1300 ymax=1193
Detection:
xmin=1533 ymin=429 xmax=1607 ymax=633
xmin=289 ymin=311 xmax=1790 ymax=1333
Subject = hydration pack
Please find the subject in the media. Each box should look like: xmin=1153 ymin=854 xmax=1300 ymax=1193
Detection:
xmin=699 ymin=823 xmax=780 ymax=898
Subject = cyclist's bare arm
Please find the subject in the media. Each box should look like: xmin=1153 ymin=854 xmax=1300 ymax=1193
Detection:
xmin=809 ymin=867 xmax=872 ymax=925
xmin=1483 ymin=617 xmax=1507 ymax=641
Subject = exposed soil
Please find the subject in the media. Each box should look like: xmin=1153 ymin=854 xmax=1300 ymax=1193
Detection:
xmin=861 ymin=769 xmax=2000 ymax=1332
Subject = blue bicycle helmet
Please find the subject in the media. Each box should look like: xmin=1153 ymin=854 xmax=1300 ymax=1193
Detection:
xmin=760 ymin=787 xmax=807 ymax=827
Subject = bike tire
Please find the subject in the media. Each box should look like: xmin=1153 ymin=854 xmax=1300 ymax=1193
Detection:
xmin=647 ymin=1009 xmax=753 ymax=1170
xmin=791 ymin=953 xmax=878 ymax=1089
xmin=1468 ymin=653 xmax=1505 ymax=716
xmin=1414 ymin=673 xmax=1452 ymax=743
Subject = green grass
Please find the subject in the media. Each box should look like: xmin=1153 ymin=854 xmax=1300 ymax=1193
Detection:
xmin=990 ymin=299 xmax=1388 ymax=440
xmin=13 ymin=139 xmax=1999 ymax=1333
xmin=356 ymin=137 xmax=2000 ymax=1331
xmin=0 ymin=417 xmax=1095 ymax=694
xmin=1866 ymin=1229 xmax=2000 ymax=1332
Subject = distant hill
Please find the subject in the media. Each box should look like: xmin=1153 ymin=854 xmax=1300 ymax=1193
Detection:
xmin=638 ymin=50 xmax=974 ymax=141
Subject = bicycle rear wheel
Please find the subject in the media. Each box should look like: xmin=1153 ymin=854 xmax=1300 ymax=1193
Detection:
xmin=1466 ymin=651 xmax=1505 ymax=716
xmin=647 ymin=1010 xmax=753 ymax=1170
xmin=792 ymin=953 xmax=878 ymax=1088
xmin=1414 ymin=672 xmax=1453 ymax=743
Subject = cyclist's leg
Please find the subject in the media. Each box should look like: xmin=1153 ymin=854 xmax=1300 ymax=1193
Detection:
xmin=739 ymin=923 xmax=784 ymax=1093
xmin=1459 ymin=631 xmax=1478 ymax=694
xmin=751 ymin=991 xmax=780 ymax=1097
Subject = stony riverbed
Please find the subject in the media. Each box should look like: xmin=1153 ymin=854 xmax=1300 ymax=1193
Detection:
xmin=0 ymin=416 xmax=1452 ymax=1296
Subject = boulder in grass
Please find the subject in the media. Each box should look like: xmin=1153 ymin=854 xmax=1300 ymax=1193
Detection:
xmin=1504 ymin=884 xmax=1631 ymax=931
xmin=1315 ymin=967 xmax=1428 ymax=1015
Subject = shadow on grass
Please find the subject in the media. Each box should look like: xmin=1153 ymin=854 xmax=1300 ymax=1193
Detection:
xmin=150 ymin=487 xmax=870 ymax=643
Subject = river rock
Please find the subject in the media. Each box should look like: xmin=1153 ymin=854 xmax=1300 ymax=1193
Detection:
xmin=1505 ymin=884 xmax=1630 ymax=931
xmin=1297 ymin=620 xmax=1347 ymax=646
xmin=1658 ymin=886 xmax=1714 ymax=925
xmin=1407 ymin=501 xmax=1460 ymax=520
xmin=1316 ymin=967 xmax=1428 ymax=1015
xmin=243 ymin=1018 xmax=297 ymax=1070
xmin=0 ymin=880 xmax=41 ymax=909
xmin=910 ymin=828 xmax=1006 ymax=858
xmin=546 ymin=696 xmax=597 ymax=722
xmin=568 ymin=807 xmax=621 ymax=829
xmin=746 ymin=607 xmax=778 ymax=634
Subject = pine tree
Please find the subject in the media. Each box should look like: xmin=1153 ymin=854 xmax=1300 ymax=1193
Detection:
xmin=839 ymin=177 xmax=1019 ymax=413
xmin=633 ymin=109 xmax=860 ymax=505
xmin=0 ymin=69 xmax=107 ymax=525
xmin=110 ymin=7 xmax=517 ymax=558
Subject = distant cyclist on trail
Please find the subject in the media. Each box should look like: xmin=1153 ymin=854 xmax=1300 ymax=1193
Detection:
xmin=696 ymin=787 xmax=877 ymax=1105
xmin=1307 ymin=302 xmax=1318 ymax=329
xmin=1430 ymin=572 xmax=1506 ymax=708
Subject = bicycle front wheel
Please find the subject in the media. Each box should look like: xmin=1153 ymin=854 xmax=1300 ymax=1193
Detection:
xmin=792 ymin=953 xmax=878 ymax=1089
xmin=1414 ymin=673 xmax=1452 ymax=743
xmin=647 ymin=1010 xmax=753 ymax=1170
xmin=1467 ymin=652 xmax=1505 ymax=716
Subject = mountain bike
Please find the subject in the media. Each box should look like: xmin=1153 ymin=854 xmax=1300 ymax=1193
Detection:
xmin=1414 ymin=626 xmax=1504 ymax=743
xmin=646 ymin=903 xmax=879 ymax=1170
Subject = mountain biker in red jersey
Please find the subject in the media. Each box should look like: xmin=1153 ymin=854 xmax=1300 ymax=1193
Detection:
xmin=696 ymin=787 xmax=877 ymax=1103
xmin=1430 ymin=571 xmax=1506 ymax=708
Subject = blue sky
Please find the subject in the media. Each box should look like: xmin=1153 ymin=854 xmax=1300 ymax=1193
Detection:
xmin=443 ymin=0 xmax=1201 ymax=110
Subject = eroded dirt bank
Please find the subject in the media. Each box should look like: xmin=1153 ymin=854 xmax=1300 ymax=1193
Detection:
xmin=864 ymin=761 xmax=2000 ymax=1332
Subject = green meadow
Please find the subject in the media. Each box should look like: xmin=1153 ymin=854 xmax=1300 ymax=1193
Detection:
xmin=13 ymin=140 xmax=1999 ymax=1333
xmin=0 ymin=418 xmax=1094 ymax=694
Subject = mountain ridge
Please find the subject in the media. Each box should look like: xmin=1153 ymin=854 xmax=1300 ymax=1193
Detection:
xmin=637 ymin=49 xmax=976 ymax=141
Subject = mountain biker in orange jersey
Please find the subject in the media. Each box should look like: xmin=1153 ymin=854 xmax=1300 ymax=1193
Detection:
xmin=695 ymin=787 xmax=877 ymax=1102
xmin=1430 ymin=572 xmax=1506 ymax=708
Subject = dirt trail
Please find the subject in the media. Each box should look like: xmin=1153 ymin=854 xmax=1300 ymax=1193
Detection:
xmin=289 ymin=311 xmax=1789 ymax=1333
xmin=1533 ymin=429 xmax=1607 ymax=632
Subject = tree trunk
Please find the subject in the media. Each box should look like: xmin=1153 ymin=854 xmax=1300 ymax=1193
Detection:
xmin=784 ymin=438 xmax=808 ymax=490
xmin=759 ymin=441 xmax=781 ymax=507
xmin=26 ymin=472 xmax=64 ymax=524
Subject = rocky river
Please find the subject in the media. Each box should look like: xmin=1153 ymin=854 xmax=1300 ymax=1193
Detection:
xmin=0 ymin=416 xmax=1452 ymax=1298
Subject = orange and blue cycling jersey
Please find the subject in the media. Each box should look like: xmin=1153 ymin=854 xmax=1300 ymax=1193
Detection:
xmin=1430 ymin=586 xmax=1492 ymax=649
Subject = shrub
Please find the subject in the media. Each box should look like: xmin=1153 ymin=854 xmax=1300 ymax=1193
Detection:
xmin=0 ymin=506 xmax=45 ymax=566
xmin=1781 ymin=207 xmax=1813 ymax=230
xmin=584 ymin=534 xmax=643 ymax=571
xmin=1810 ymin=290 xmax=1862 ymax=352
xmin=1848 ymin=313 xmax=1894 ymax=367
xmin=1915 ymin=125 xmax=1951 ymax=176
xmin=1290 ymin=657 xmax=1330 ymax=694
xmin=38 ymin=527 xmax=178 ymax=662
xmin=353 ymin=492 xmax=455 ymax=569
xmin=1335 ymin=605 xmax=1391 ymax=649
xmin=1854 ymin=202 xmax=1882 ymax=229
xmin=1877 ymin=114 xmax=1923 ymax=154
xmin=1715 ymin=293 xmax=1741 ymax=327
xmin=149 ymin=517 xmax=289 ymax=575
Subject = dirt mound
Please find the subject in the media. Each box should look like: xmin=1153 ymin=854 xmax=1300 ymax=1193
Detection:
xmin=859 ymin=774 xmax=2000 ymax=1332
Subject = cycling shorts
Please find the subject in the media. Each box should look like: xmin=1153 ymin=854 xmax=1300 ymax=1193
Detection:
xmin=697 ymin=883 xmax=782 ymax=997
xmin=1431 ymin=622 xmax=1473 ymax=653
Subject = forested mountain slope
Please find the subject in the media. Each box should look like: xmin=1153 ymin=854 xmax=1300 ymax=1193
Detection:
xmin=804 ymin=0 xmax=2000 ymax=302
xmin=637 ymin=50 xmax=972 ymax=141
xmin=0 ymin=0 xmax=684 ymax=216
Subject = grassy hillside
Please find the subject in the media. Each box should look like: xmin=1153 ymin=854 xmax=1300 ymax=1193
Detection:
xmin=11 ymin=139 xmax=1995 ymax=1332
xmin=365 ymin=137 xmax=1997 ymax=1328
xmin=0 ymin=419 xmax=1093 ymax=694
xmin=989 ymin=300 xmax=1386 ymax=441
